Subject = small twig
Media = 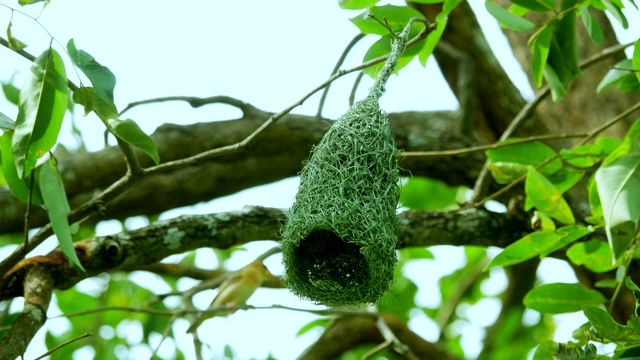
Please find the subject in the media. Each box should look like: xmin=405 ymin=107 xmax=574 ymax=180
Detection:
xmin=609 ymin=240 xmax=638 ymax=313
xmin=316 ymin=33 xmax=366 ymax=118
xmin=256 ymin=246 xmax=281 ymax=261
xmin=364 ymin=306 xmax=419 ymax=360
xmin=469 ymin=41 xmax=635 ymax=203
xmin=150 ymin=314 xmax=178 ymax=360
xmin=369 ymin=15 xmax=396 ymax=38
xmin=468 ymin=100 xmax=640 ymax=208
xmin=34 ymin=333 xmax=92 ymax=360
xmin=349 ymin=72 xmax=365 ymax=107
xmin=401 ymin=133 xmax=588 ymax=157
xmin=363 ymin=339 xmax=394 ymax=359
xmin=116 ymin=138 xmax=143 ymax=176
xmin=119 ymin=95 xmax=256 ymax=117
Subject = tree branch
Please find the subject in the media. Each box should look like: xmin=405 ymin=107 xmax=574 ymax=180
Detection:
xmin=0 ymin=265 xmax=54 ymax=360
xmin=0 ymin=206 xmax=531 ymax=301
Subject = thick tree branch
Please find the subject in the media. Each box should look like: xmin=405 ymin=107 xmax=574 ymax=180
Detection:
xmin=0 ymin=109 xmax=479 ymax=235
xmin=298 ymin=313 xmax=462 ymax=360
xmin=0 ymin=265 xmax=54 ymax=360
xmin=0 ymin=206 xmax=530 ymax=301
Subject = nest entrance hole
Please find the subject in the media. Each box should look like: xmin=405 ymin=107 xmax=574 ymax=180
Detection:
xmin=295 ymin=229 xmax=370 ymax=289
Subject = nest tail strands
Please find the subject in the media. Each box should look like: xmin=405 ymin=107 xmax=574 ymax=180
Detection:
xmin=281 ymin=23 xmax=411 ymax=306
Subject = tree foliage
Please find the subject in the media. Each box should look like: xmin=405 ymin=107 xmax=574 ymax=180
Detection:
xmin=1 ymin=0 xmax=640 ymax=359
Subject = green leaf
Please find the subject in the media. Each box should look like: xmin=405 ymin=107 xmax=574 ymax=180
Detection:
xmin=338 ymin=0 xmax=379 ymax=10
xmin=525 ymin=166 xmax=575 ymax=224
xmin=544 ymin=65 xmax=568 ymax=101
xmin=560 ymin=144 xmax=603 ymax=168
xmin=488 ymin=161 xmax=529 ymax=183
xmin=524 ymin=283 xmax=606 ymax=314
xmin=350 ymin=5 xmax=425 ymax=35
xmin=38 ymin=158 xmax=84 ymax=270
xmin=540 ymin=225 xmax=590 ymax=257
xmin=530 ymin=22 xmax=554 ymax=87
xmin=18 ymin=0 xmax=48 ymax=5
xmin=583 ymin=305 xmax=640 ymax=342
xmin=487 ymin=140 xmax=563 ymax=175
xmin=487 ymin=230 xmax=562 ymax=269
xmin=579 ymin=5 xmax=604 ymax=44
xmin=400 ymin=177 xmax=464 ymax=210
xmin=13 ymin=48 xmax=68 ymax=178
xmin=485 ymin=2 xmax=536 ymax=31
xmin=597 ymin=59 xmax=640 ymax=94
xmin=73 ymin=86 xmax=118 ymax=119
xmin=67 ymin=39 xmax=116 ymax=101
xmin=296 ymin=318 xmax=330 ymax=336
xmin=107 ymin=119 xmax=160 ymax=164
xmin=0 ymin=112 xmax=14 ymax=131
xmin=566 ymin=240 xmax=619 ymax=273
xmin=362 ymin=31 xmax=424 ymax=77
xmin=510 ymin=0 xmax=554 ymax=11
xmin=601 ymin=0 xmax=628 ymax=29
xmin=409 ymin=0 xmax=445 ymax=3
xmin=6 ymin=21 xmax=27 ymax=51
xmin=595 ymin=152 xmax=640 ymax=261
xmin=418 ymin=17 xmax=446 ymax=66
xmin=533 ymin=341 xmax=559 ymax=360
xmin=625 ymin=277 xmax=640 ymax=317
xmin=2 ymin=81 xmax=20 ymax=106
xmin=1 ymin=132 xmax=43 ymax=205
xmin=634 ymin=39 xmax=640 ymax=84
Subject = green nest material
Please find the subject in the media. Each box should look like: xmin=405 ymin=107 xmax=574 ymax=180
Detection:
xmin=281 ymin=98 xmax=400 ymax=306
xmin=282 ymin=25 xmax=411 ymax=306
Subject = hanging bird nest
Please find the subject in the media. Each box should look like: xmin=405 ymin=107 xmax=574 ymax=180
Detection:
xmin=282 ymin=19 xmax=416 ymax=306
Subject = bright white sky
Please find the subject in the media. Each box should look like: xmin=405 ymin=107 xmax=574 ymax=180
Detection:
xmin=0 ymin=1 xmax=639 ymax=359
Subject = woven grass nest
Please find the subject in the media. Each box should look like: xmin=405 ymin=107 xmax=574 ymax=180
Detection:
xmin=281 ymin=23 xmax=412 ymax=306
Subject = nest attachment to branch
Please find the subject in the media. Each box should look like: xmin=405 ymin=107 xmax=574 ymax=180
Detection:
xmin=281 ymin=94 xmax=400 ymax=306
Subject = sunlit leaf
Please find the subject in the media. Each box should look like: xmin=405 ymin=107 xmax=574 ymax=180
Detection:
xmin=583 ymin=305 xmax=640 ymax=342
xmin=524 ymin=283 xmax=606 ymax=314
xmin=560 ymin=144 xmax=603 ymax=168
xmin=634 ymin=38 xmax=640 ymax=84
xmin=2 ymin=81 xmax=20 ymax=106
xmin=38 ymin=158 xmax=84 ymax=270
xmin=362 ymin=31 xmax=424 ymax=77
xmin=544 ymin=65 xmax=567 ymax=101
xmin=601 ymin=0 xmax=628 ymax=29
xmin=67 ymin=39 xmax=116 ymax=101
xmin=579 ymin=5 xmax=604 ymax=44
xmin=400 ymin=176 xmax=464 ymax=210
xmin=338 ymin=0 xmax=379 ymax=10
xmin=525 ymin=166 xmax=575 ymax=224
xmin=1 ymin=132 xmax=43 ymax=205
xmin=539 ymin=225 xmax=590 ymax=257
xmin=107 ymin=118 xmax=160 ymax=164
xmin=487 ymin=231 xmax=562 ymax=269
xmin=597 ymin=59 xmax=640 ymax=94
xmin=485 ymin=2 xmax=536 ymax=31
xmin=296 ymin=318 xmax=330 ymax=336
xmin=530 ymin=22 xmax=554 ymax=87
xmin=595 ymin=152 xmax=640 ymax=261
xmin=510 ymin=0 xmax=554 ymax=11
xmin=0 ymin=112 xmax=14 ymax=131
xmin=487 ymin=140 xmax=562 ymax=175
xmin=566 ymin=240 xmax=618 ymax=273
xmin=13 ymin=47 xmax=68 ymax=178
xmin=419 ymin=17 xmax=446 ymax=66
xmin=6 ymin=21 xmax=27 ymax=51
